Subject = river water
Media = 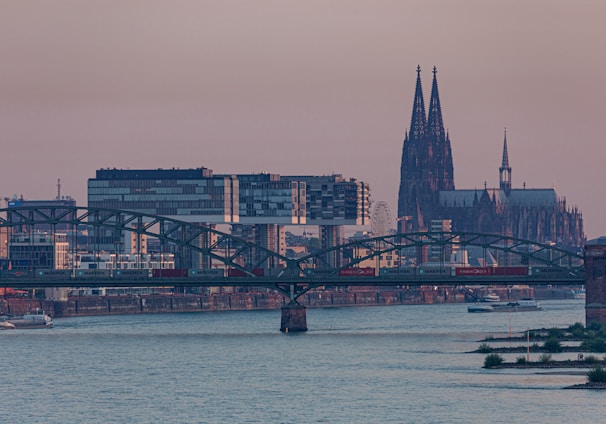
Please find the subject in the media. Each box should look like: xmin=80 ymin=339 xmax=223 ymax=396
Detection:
xmin=2 ymin=298 xmax=603 ymax=423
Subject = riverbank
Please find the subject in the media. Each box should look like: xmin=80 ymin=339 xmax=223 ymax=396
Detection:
xmin=0 ymin=285 xmax=564 ymax=318
xmin=1 ymin=286 xmax=470 ymax=318
xmin=486 ymin=361 xmax=606 ymax=390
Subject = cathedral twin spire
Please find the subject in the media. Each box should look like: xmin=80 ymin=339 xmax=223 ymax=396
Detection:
xmin=398 ymin=65 xmax=455 ymax=225
xmin=427 ymin=66 xmax=445 ymax=138
xmin=410 ymin=65 xmax=427 ymax=139
xmin=409 ymin=66 xmax=445 ymax=142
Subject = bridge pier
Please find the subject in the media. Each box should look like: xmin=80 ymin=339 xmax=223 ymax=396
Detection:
xmin=585 ymin=243 xmax=606 ymax=326
xmin=280 ymin=302 xmax=307 ymax=332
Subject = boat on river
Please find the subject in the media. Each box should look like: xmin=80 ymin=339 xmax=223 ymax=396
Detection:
xmin=468 ymin=298 xmax=542 ymax=313
xmin=572 ymin=288 xmax=586 ymax=299
xmin=0 ymin=309 xmax=53 ymax=329
xmin=480 ymin=293 xmax=501 ymax=302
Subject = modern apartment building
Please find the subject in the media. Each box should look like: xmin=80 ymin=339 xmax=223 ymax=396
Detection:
xmin=88 ymin=168 xmax=238 ymax=223
xmin=87 ymin=168 xmax=371 ymax=268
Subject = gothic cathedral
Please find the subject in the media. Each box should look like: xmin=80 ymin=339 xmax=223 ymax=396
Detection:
xmin=397 ymin=66 xmax=584 ymax=249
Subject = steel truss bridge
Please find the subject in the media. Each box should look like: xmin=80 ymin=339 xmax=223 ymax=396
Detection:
xmin=0 ymin=206 xmax=585 ymax=304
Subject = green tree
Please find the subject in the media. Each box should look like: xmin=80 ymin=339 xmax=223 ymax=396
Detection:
xmin=484 ymin=353 xmax=504 ymax=368
xmin=538 ymin=353 xmax=553 ymax=363
xmin=581 ymin=338 xmax=606 ymax=353
xmin=477 ymin=343 xmax=492 ymax=353
xmin=568 ymin=322 xmax=585 ymax=337
xmin=587 ymin=365 xmax=606 ymax=383
xmin=543 ymin=337 xmax=562 ymax=353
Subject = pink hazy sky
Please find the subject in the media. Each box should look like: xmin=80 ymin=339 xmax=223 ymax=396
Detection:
xmin=1 ymin=1 xmax=604 ymax=238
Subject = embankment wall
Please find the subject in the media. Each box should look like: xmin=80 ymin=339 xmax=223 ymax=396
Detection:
xmin=1 ymin=286 xmax=537 ymax=318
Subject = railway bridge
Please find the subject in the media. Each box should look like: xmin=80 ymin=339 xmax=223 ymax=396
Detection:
xmin=0 ymin=206 xmax=601 ymax=331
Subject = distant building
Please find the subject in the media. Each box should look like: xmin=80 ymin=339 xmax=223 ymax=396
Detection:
xmin=397 ymin=66 xmax=584 ymax=249
xmin=231 ymin=172 xmax=305 ymax=266
xmin=283 ymin=174 xmax=371 ymax=267
xmin=88 ymin=168 xmax=237 ymax=267
xmin=7 ymin=196 xmax=77 ymax=233
xmin=88 ymin=168 xmax=238 ymax=223
xmin=88 ymin=168 xmax=370 ymax=268
xmin=8 ymin=232 xmax=69 ymax=271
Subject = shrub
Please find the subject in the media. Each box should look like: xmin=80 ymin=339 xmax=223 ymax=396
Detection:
xmin=477 ymin=343 xmax=492 ymax=353
xmin=530 ymin=343 xmax=541 ymax=352
xmin=581 ymin=338 xmax=606 ymax=353
xmin=484 ymin=353 xmax=504 ymax=368
xmin=591 ymin=338 xmax=606 ymax=352
xmin=548 ymin=327 xmax=563 ymax=338
xmin=568 ymin=322 xmax=585 ymax=337
xmin=538 ymin=353 xmax=553 ymax=363
xmin=543 ymin=338 xmax=562 ymax=353
xmin=587 ymin=365 xmax=606 ymax=383
xmin=515 ymin=356 xmax=527 ymax=364
xmin=584 ymin=355 xmax=601 ymax=364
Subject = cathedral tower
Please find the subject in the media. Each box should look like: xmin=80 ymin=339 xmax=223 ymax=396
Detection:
xmin=427 ymin=66 xmax=455 ymax=192
xmin=397 ymin=66 xmax=454 ymax=232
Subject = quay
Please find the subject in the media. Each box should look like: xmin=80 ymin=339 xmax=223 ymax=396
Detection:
xmin=1 ymin=285 xmax=544 ymax=323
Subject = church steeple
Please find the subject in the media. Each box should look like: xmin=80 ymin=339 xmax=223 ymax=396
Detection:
xmin=409 ymin=65 xmax=426 ymax=141
xmin=427 ymin=66 xmax=444 ymax=138
xmin=499 ymin=128 xmax=512 ymax=194
xmin=427 ymin=66 xmax=454 ymax=191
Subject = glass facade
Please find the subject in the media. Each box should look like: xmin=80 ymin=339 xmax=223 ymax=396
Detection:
xmin=9 ymin=233 xmax=69 ymax=270
xmin=282 ymin=174 xmax=370 ymax=225
xmin=88 ymin=168 xmax=238 ymax=223
xmin=236 ymin=173 xmax=305 ymax=224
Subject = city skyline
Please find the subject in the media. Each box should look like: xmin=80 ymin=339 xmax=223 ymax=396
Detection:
xmin=1 ymin=1 xmax=605 ymax=238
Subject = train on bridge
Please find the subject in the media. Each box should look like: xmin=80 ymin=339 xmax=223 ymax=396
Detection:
xmin=0 ymin=265 xmax=584 ymax=281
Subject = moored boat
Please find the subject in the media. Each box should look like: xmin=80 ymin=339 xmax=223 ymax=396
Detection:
xmin=467 ymin=304 xmax=495 ymax=313
xmin=468 ymin=298 xmax=542 ymax=313
xmin=0 ymin=309 xmax=53 ymax=329
xmin=480 ymin=293 xmax=500 ymax=302
xmin=0 ymin=321 xmax=16 ymax=330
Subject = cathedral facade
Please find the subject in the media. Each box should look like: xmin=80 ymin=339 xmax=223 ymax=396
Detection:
xmin=397 ymin=66 xmax=584 ymax=249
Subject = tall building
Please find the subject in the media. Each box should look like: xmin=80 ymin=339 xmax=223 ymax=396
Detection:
xmin=88 ymin=169 xmax=370 ymax=268
xmin=88 ymin=168 xmax=237 ymax=267
xmin=398 ymin=66 xmax=454 ymax=233
xmin=231 ymin=172 xmax=306 ymax=266
xmin=8 ymin=232 xmax=69 ymax=271
xmin=7 ymin=196 xmax=77 ymax=233
xmin=283 ymin=174 xmax=370 ymax=267
xmin=397 ymin=66 xmax=584 ymax=249
xmin=88 ymin=168 xmax=238 ymax=223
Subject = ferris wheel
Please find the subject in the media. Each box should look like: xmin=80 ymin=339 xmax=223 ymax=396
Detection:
xmin=371 ymin=201 xmax=393 ymax=236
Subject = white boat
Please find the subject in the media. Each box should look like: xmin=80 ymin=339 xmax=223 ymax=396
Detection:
xmin=0 ymin=309 xmax=53 ymax=329
xmin=480 ymin=293 xmax=501 ymax=302
xmin=572 ymin=288 xmax=586 ymax=299
xmin=467 ymin=304 xmax=495 ymax=313
xmin=468 ymin=298 xmax=542 ymax=313
xmin=0 ymin=321 xmax=16 ymax=330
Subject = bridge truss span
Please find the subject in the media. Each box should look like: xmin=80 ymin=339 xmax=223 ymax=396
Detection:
xmin=0 ymin=207 xmax=585 ymax=304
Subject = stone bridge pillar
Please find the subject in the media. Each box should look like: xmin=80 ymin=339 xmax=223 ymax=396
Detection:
xmin=585 ymin=244 xmax=606 ymax=326
xmin=280 ymin=302 xmax=307 ymax=332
